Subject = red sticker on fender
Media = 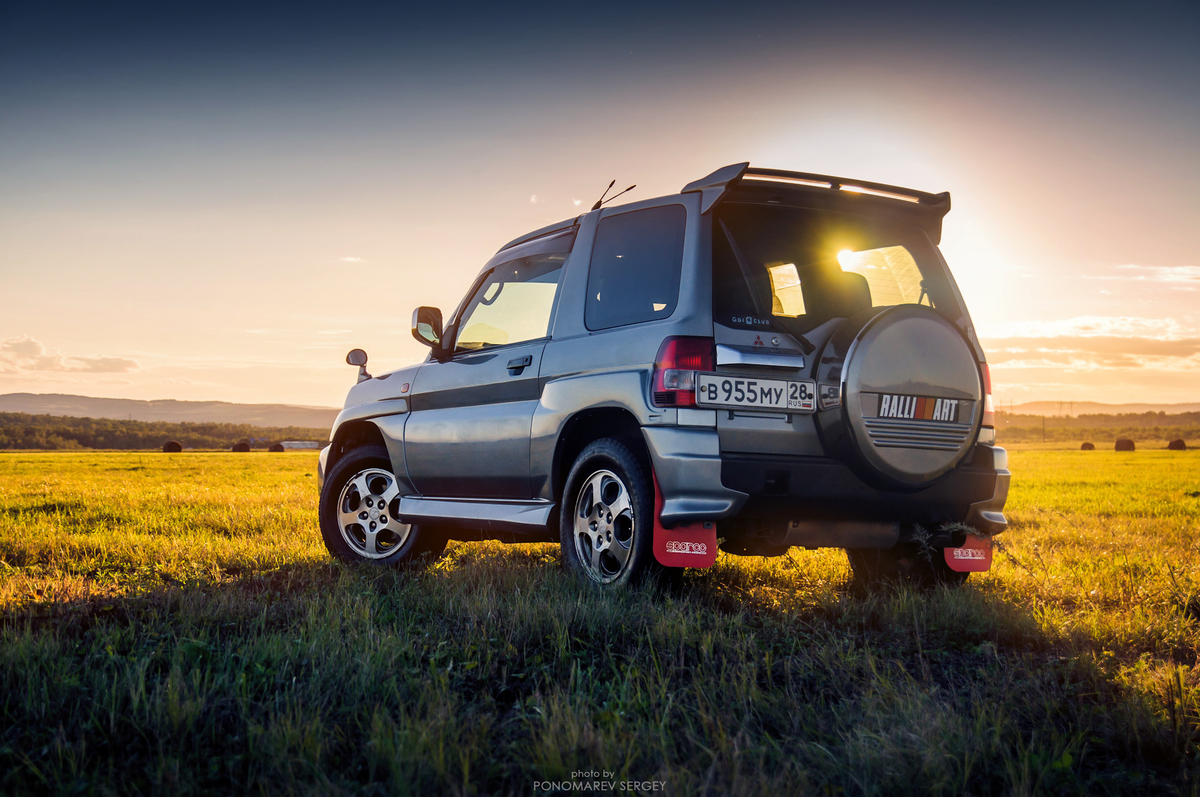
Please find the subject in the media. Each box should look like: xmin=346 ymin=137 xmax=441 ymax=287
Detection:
xmin=652 ymin=475 xmax=717 ymax=568
xmin=944 ymin=534 xmax=992 ymax=572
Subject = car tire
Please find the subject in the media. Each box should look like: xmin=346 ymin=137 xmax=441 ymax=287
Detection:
xmin=319 ymin=444 xmax=447 ymax=566
xmin=560 ymin=438 xmax=667 ymax=588
xmin=845 ymin=543 xmax=969 ymax=589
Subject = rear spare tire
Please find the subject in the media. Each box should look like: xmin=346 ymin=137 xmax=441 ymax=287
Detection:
xmin=815 ymin=304 xmax=983 ymax=489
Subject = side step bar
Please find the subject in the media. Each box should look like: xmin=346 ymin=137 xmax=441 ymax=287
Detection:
xmin=398 ymin=496 xmax=557 ymax=535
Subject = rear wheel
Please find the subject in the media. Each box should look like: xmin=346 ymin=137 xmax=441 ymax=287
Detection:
xmin=560 ymin=438 xmax=667 ymax=587
xmin=846 ymin=543 xmax=968 ymax=588
xmin=319 ymin=445 xmax=447 ymax=565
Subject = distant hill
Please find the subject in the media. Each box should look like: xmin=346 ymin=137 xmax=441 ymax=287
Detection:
xmin=1005 ymin=401 xmax=1200 ymax=417
xmin=0 ymin=393 xmax=338 ymax=428
xmin=0 ymin=412 xmax=329 ymax=451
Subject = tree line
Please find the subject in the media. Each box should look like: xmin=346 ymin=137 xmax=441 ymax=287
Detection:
xmin=994 ymin=410 xmax=1199 ymax=444
xmin=0 ymin=413 xmax=328 ymax=450
xmin=998 ymin=425 xmax=1199 ymax=444
xmin=995 ymin=410 xmax=1200 ymax=429
xmin=1 ymin=409 xmax=1193 ymax=450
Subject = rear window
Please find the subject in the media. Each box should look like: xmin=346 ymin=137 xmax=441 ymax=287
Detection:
xmin=713 ymin=204 xmax=952 ymax=333
xmin=586 ymin=205 xmax=686 ymax=331
xmin=837 ymin=246 xmax=930 ymax=306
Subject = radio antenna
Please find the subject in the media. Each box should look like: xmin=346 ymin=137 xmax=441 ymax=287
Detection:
xmin=590 ymin=180 xmax=636 ymax=211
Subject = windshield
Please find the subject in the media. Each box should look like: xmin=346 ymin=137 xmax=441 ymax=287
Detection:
xmin=712 ymin=204 xmax=955 ymax=335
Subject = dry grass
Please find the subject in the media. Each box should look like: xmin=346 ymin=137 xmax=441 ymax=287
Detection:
xmin=1 ymin=449 xmax=1198 ymax=795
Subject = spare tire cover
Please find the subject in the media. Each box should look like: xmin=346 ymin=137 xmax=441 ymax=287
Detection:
xmin=818 ymin=305 xmax=982 ymax=488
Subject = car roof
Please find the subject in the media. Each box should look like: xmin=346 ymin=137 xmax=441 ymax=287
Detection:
xmin=495 ymin=163 xmax=953 ymax=254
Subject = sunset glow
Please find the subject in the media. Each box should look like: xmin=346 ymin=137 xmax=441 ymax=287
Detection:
xmin=1 ymin=2 xmax=1196 ymax=408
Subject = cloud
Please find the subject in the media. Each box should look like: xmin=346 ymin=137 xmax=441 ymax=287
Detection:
xmin=1084 ymin=264 xmax=1200 ymax=284
xmin=530 ymin=195 xmax=539 ymax=204
xmin=980 ymin=315 xmax=1193 ymax=340
xmin=978 ymin=315 xmax=1200 ymax=376
xmin=339 ymin=256 xmax=364 ymax=262
xmin=573 ymin=199 xmax=582 ymax=206
xmin=982 ymin=336 xmax=1200 ymax=374
xmin=1113 ymin=264 xmax=1200 ymax=282
xmin=0 ymin=336 xmax=139 ymax=374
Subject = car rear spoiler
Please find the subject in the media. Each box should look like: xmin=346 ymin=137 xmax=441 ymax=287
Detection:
xmin=682 ymin=162 xmax=951 ymax=217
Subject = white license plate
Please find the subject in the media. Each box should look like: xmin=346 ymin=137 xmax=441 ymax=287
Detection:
xmin=696 ymin=373 xmax=816 ymax=412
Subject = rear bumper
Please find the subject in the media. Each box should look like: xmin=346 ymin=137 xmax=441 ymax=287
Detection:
xmin=720 ymin=444 xmax=1009 ymax=530
xmin=641 ymin=427 xmax=748 ymax=526
xmin=963 ymin=446 xmax=1010 ymax=534
xmin=640 ymin=427 xmax=1009 ymax=533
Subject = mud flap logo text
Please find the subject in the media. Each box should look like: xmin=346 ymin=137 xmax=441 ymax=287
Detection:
xmin=666 ymin=540 xmax=708 ymax=555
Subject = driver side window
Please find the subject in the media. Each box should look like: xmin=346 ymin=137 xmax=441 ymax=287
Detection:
xmin=454 ymin=254 xmax=565 ymax=352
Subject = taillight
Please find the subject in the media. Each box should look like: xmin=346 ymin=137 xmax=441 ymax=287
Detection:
xmin=652 ymin=337 xmax=714 ymax=408
xmin=980 ymin=362 xmax=995 ymax=428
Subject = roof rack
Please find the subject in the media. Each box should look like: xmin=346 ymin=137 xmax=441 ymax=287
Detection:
xmin=681 ymin=163 xmax=949 ymax=214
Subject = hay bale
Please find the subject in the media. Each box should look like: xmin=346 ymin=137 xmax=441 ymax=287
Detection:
xmin=269 ymin=443 xmax=285 ymax=452
xmin=231 ymin=442 xmax=251 ymax=453
xmin=1168 ymin=439 xmax=1187 ymax=451
xmin=162 ymin=440 xmax=182 ymax=453
xmin=1080 ymin=442 xmax=1095 ymax=451
xmin=1114 ymin=438 xmax=1135 ymax=452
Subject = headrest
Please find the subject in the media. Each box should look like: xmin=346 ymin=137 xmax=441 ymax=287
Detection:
xmin=803 ymin=268 xmax=873 ymax=320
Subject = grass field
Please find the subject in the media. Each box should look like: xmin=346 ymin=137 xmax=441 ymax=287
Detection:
xmin=1 ymin=447 xmax=1198 ymax=795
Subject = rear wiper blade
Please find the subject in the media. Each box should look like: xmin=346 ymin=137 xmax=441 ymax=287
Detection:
xmin=719 ymin=220 xmax=815 ymax=354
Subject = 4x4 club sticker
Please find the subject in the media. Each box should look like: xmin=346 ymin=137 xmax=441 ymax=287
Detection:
xmin=872 ymin=394 xmax=960 ymax=422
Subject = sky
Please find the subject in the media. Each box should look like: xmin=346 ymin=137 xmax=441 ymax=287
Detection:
xmin=1 ymin=1 xmax=1197 ymax=408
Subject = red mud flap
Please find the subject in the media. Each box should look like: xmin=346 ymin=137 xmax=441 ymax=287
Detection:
xmin=652 ymin=475 xmax=717 ymax=568
xmin=944 ymin=534 xmax=993 ymax=572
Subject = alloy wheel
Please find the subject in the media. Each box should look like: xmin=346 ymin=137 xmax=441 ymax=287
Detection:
xmin=336 ymin=467 xmax=410 ymax=559
xmin=573 ymin=468 xmax=636 ymax=584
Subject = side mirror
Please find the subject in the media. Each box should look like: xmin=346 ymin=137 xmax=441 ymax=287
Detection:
xmin=345 ymin=348 xmax=371 ymax=383
xmin=411 ymin=306 xmax=444 ymax=349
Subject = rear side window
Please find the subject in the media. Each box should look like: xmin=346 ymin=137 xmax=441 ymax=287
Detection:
xmin=585 ymin=205 xmax=686 ymax=331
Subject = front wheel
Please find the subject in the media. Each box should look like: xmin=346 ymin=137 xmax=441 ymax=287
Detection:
xmin=560 ymin=438 xmax=666 ymax=587
xmin=846 ymin=543 xmax=969 ymax=589
xmin=319 ymin=445 xmax=446 ymax=566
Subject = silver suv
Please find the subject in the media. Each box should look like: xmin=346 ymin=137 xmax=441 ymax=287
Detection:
xmin=317 ymin=164 xmax=1009 ymax=587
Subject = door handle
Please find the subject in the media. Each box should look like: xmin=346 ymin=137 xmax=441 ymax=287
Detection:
xmin=506 ymin=355 xmax=533 ymax=376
